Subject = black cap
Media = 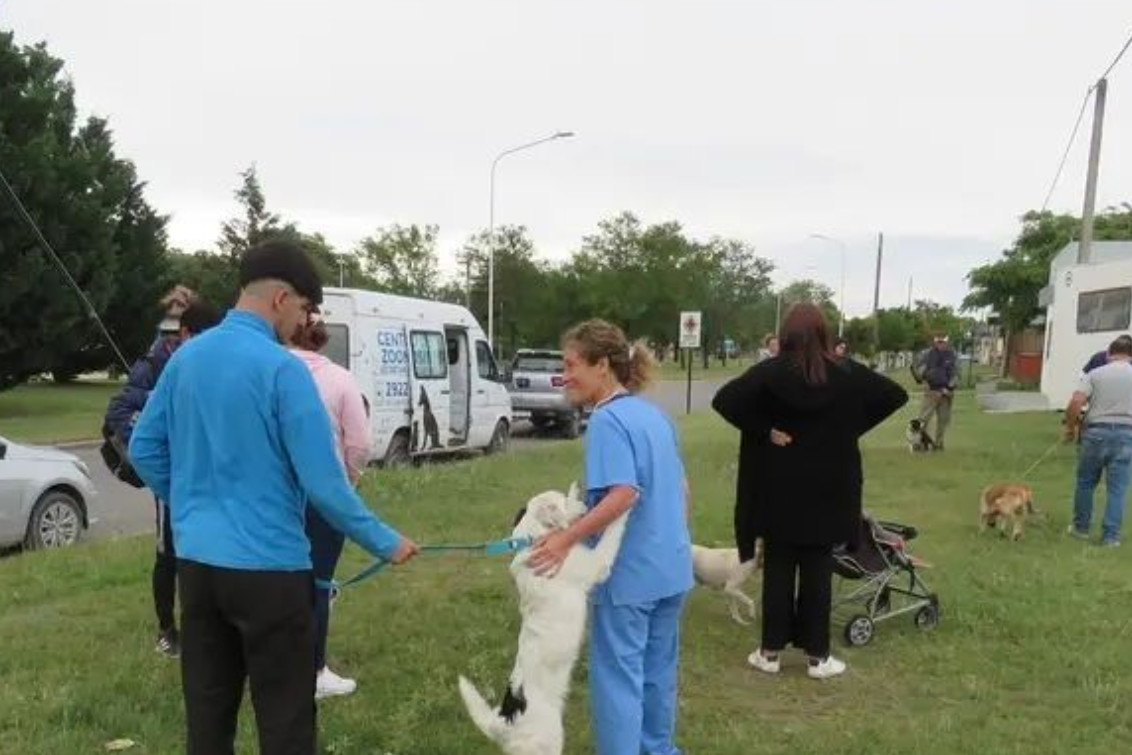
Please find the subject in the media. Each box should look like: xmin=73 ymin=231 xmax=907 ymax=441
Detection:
xmin=239 ymin=240 xmax=323 ymax=305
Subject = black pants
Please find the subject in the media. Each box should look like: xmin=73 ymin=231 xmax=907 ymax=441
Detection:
xmin=153 ymin=498 xmax=177 ymax=632
xmin=306 ymin=507 xmax=345 ymax=671
xmin=177 ymin=559 xmax=317 ymax=755
xmin=760 ymin=540 xmax=834 ymax=658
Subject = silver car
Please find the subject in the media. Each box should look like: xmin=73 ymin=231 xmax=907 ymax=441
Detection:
xmin=0 ymin=435 xmax=97 ymax=550
xmin=507 ymin=349 xmax=587 ymax=438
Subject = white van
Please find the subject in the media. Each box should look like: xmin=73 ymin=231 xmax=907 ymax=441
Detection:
xmin=317 ymin=287 xmax=513 ymax=465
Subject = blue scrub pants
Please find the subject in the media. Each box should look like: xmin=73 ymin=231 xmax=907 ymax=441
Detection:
xmin=589 ymin=591 xmax=686 ymax=755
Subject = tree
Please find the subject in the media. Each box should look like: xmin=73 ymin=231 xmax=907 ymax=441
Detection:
xmin=217 ymin=165 xmax=284 ymax=263
xmin=359 ymin=224 xmax=441 ymax=297
xmin=778 ymin=279 xmax=841 ymax=329
xmin=0 ymin=34 xmax=170 ymax=388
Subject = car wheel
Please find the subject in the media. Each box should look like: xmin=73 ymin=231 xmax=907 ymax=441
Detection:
xmin=486 ymin=420 xmax=510 ymax=455
xmin=383 ymin=431 xmax=411 ymax=468
xmin=25 ymin=490 xmax=84 ymax=550
xmin=560 ymin=410 xmax=582 ymax=439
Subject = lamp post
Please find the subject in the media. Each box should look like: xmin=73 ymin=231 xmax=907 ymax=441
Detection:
xmin=809 ymin=233 xmax=847 ymax=337
xmin=487 ymin=131 xmax=574 ymax=350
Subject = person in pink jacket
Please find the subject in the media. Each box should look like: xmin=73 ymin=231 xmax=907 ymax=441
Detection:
xmin=289 ymin=316 xmax=372 ymax=700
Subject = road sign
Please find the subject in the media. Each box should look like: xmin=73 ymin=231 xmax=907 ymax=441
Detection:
xmin=679 ymin=311 xmax=702 ymax=349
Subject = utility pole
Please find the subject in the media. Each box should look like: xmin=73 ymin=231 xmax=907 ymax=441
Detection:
xmin=1079 ymin=78 xmax=1108 ymax=264
xmin=872 ymin=232 xmax=883 ymax=347
xmin=907 ymin=276 xmax=913 ymax=309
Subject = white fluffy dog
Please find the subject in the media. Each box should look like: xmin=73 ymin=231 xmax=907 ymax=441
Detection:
xmin=458 ymin=483 xmax=629 ymax=755
xmin=691 ymin=543 xmax=760 ymax=625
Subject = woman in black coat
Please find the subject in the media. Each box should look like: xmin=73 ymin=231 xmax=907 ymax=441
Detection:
xmin=712 ymin=303 xmax=907 ymax=679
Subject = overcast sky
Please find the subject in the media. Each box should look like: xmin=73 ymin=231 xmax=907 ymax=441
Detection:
xmin=6 ymin=0 xmax=1132 ymax=316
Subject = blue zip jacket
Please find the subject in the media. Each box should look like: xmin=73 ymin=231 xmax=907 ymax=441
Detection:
xmin=129 ymin=310 xmax=401 ymax=571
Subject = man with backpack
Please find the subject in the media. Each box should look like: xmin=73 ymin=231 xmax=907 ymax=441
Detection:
xmin=913 ymin=334 xmax=958 ymax=451
xmin=103 ymin=299 xmax=222 ymax=657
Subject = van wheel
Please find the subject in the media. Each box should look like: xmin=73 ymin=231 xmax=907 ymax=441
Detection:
xmin=384 ymin=432 xmax=411 ymax=468
xmin=25 ymin=490 xmax=84 ymax=550
xmin=486 ymin=420 xmax=510 ymax=455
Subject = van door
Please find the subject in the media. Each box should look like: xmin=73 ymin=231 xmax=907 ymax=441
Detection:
xmin=471 ymin=338 xmax=509 ymax=447
xmin=445 ymin=328 xmax=471 ymax=444
xmin=408 ymin=328 xmax=451 ymax=453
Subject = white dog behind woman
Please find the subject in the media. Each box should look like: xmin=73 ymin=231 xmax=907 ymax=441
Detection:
xmin=529 ymin=320 xmax=693 ymax=755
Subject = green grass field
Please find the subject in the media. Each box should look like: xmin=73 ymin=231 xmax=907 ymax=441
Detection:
xmin=0 ymin=380 xmax=121 ymax=444
xmin=2 ymin=394 xmax=1130 ymax=754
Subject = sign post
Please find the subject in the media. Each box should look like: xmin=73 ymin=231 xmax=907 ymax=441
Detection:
xmin=679 ymin=311 xmax=702 ymax=415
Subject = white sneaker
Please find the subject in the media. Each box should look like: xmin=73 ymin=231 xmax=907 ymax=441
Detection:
xmin=746 ymin=649 xmax=781 ymax=674
xmin=316 ymin=667 xmax=357 ymax=700
xmin=807 ymin=655 xmax=847 ymax=680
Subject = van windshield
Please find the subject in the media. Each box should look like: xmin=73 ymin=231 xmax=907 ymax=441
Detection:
xmin=514 ymin=356 xmax=563 ymax=373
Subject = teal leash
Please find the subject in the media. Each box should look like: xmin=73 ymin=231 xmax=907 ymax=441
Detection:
xmin=317 ymin=535 xmax=534 ymax=592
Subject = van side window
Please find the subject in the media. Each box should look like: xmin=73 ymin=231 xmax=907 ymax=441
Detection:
xmin=411 ymin=331 xmax=448 ymax=379
xmin=321 ymin=324 xmax=350 ymax=369
xmin=476 ymin=341 xmax=498 ymax=380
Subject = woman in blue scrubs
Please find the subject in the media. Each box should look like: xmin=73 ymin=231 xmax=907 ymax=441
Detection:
xmin=529 ymin=319 xmax=692 ymax=755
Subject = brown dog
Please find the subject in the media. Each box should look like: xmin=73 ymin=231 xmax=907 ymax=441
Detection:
xmin=979 ymin=483 xmax=1038 ymax=540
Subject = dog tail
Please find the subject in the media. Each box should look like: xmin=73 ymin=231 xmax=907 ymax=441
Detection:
xmin=458 ymin=676 xmax=506 ymax=744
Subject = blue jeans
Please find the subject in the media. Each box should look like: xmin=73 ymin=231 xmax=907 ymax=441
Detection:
xmin=306 ymin=507 xmax=345 ymax=671
xmin=1073 ymin=424 xmax=1132 ymax=542
xmin=590 ymin=592 xmax=686 ymax=755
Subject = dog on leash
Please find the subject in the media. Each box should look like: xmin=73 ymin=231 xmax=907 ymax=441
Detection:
xmin=979 ymin=482 xmax=1038 ymax=540
xmin=691 ymin=542 xmax=761 ymax=625
xmin=906 ymin=418 xmax=937 ymax=453
xmin=458 ymin=483 xmax=629 ymax=755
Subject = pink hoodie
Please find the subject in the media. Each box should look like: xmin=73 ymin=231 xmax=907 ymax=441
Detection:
xmin=291 ymin=349 xmax=371 ymax=482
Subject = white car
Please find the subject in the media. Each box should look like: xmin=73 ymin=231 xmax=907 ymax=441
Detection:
xmin=0 ymin=435 xmax=97 ymax=550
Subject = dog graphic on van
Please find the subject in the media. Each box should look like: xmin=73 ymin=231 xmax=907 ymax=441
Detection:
xmin=417 ymin=386 xmax=443 ymax=450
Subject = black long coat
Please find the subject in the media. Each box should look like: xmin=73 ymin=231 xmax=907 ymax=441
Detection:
xmin=712 ymin=356 xmax=908 ymax=561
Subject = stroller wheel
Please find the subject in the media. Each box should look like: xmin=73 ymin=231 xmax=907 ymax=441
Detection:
xmin=844 ymin=615 xmax=875 ymax=647
xmin=914 ymin=603 xmax=940 ymax=631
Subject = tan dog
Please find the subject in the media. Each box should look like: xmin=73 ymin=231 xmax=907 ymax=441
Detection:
xmin=691 ymin=540 xmax=763 ymax=625
xmin=979 ymin=483 xmax=1038 ymax=541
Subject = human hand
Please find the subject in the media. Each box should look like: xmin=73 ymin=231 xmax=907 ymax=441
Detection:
xmin=769 ymin=428 xmax=793 ymax=447
xmin=389 ymin=537 xmax=420 ymax=565
xmin=527 ymin=530 xmax=577 ymax=577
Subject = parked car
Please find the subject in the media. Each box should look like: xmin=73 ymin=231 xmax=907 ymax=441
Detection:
xmin=507 ymin=349 xmax=587 ymax=438
xmin=0 ymin=435 xmax=97 ymax=550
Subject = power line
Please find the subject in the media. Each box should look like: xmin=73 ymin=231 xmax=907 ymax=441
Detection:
xmin=0 ymin=164 xmax=131 ymax=372
xmin=1041 ymin=87 xmax=1094 ymax=212
xmin=1099 ymin=28 xmax=1132 ymax=81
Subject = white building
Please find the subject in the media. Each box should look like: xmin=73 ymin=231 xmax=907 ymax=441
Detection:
xmin=1039 ymin=241 xmax=1132 ymax=407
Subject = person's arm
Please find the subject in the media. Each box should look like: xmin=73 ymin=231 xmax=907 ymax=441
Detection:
xmin=1064 ymin=373 xmax=1093 ymax=441
xmin=336 ymin=371 xmax=372 ymax=485
xmin=528 ymin=412 xmax=639 ymax=575
xmin=276 ymin=360 xmax=416 ymax=563
xmin=128 ymin=366 xmax=173 ymax=502
xmin=712 ymin=366 xmax=772 ymax=438
xmin=854 ymin=362 xmax=909 ymax=435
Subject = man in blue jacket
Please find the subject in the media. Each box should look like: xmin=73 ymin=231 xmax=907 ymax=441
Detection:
xmin=105 ymin=300 xmax=221 ymax=658
xmin=130 ymin=241 xmax=419 ymax=755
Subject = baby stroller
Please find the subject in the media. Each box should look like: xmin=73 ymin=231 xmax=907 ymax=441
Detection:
xmin=831 ymin=514 xmax=940 ymax=646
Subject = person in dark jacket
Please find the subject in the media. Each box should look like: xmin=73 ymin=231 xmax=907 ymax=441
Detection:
xmin=712 ymin=303 xmax=907 ymax=680
xmin=919 ymin=334 xmax=958 ymax=450
xmin=104 ymin=299 xmax=221 ymax=657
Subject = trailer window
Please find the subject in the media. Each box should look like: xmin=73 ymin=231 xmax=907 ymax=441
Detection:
xmin=411 ymin=331 xmax=448 ymax=379
xmin=1077 ymin=288 xmax=1132 ymax=333
xmin=320 ymin=324 xmax=350 ymax=369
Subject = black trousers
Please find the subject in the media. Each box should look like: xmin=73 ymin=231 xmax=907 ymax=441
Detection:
xmin=177 ymin=559 xmax=317 ymax=755
xmin=306 ymin=507 xmax=345 ymax=671
xmin=153 ymin=498 xmax=177 ymax=632
xmin=760 ymin=540 xmax=834 ymax=658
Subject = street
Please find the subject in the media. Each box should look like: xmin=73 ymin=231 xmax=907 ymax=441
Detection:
xmin=79 ymin=377 xmax=729 ymax=542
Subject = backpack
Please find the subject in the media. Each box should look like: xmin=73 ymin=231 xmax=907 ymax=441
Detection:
xmin=99 ymin=352 xmax=164 ymax=489
xmin=909 ymin=349 xmax=929 ymax=385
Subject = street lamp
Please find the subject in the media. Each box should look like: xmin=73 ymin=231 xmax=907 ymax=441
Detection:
xmin=487 ymin=131 xmax=574 ymax=350
xmin=809 ymin=233 xmax=847 ymax=337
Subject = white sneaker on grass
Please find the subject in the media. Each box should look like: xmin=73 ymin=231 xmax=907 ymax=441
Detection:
xmin=807 ymin=655 xmax=847 ymax=680
xmin=316 ymin=667 xmax=357 ymax=700
xmin=746 ymin=649 xmax=781 ymax=674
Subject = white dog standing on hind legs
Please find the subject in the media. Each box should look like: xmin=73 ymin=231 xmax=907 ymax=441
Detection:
xmin=458 ymin=483 xmax=629 ymax=755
